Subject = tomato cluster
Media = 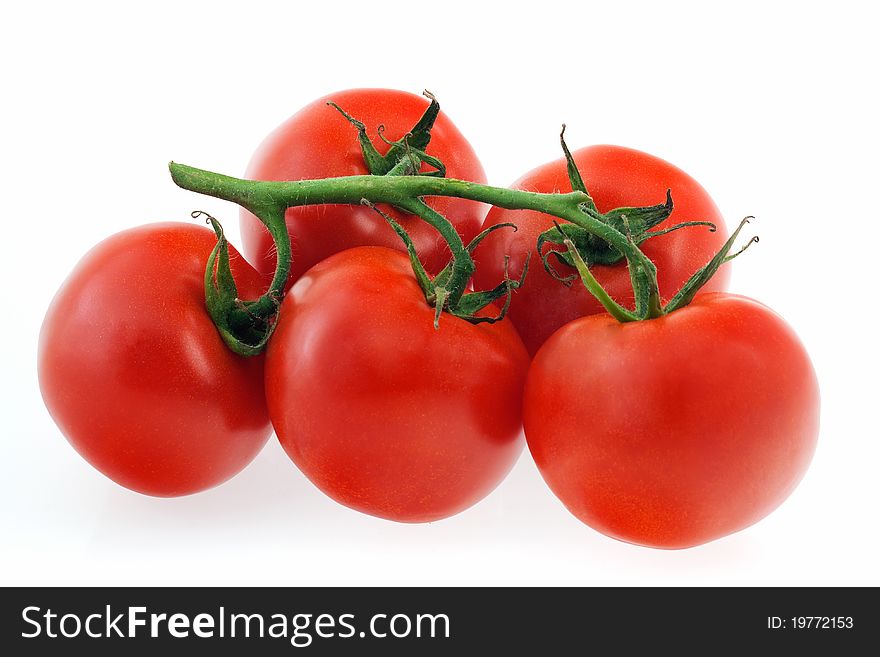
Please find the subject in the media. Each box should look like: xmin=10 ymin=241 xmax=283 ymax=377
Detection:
xmin=38 ymin=89 xmax=819 ymax=548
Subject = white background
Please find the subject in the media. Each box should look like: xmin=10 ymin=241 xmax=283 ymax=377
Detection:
xmin=2 ymin=1 xmax=877 ymax=586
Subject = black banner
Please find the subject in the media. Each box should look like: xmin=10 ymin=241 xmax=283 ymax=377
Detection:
xmin=0 ymin=587 xmax=871 ymax=654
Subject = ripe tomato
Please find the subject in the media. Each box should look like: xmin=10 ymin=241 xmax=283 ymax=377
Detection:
xmin=240 ymin=88 xmax=487 ymax=286
xmin=473 ymin=145 xmax=730 ymax=355
xmin=523 ymin=293 xmax=819 ymax=548
xmin=265 ymin=247 xmax=529 ymax=522
xmin=38 ymin=223 xmax=272 ymax=497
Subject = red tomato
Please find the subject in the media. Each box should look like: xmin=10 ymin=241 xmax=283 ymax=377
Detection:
xmin=523 ymin=293 xmax=819 ymax=548
xmin=474 ymin=145 xmax=730 ymax=355
xmin=240 ymin=88 xmax=487 ymax=286
xmin=265 ymin=247 xmax=529 ymax=522
xmin=38 ymin=224 xmax=272 ymax=497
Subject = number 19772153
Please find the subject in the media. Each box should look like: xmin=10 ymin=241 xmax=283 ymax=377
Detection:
xmin=767 ymin=617 xmax=854 ymax=630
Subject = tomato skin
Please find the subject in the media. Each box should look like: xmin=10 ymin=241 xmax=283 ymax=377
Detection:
xmin=474 ymin=145 xmax=731 ymax=355
xmin=523 ymin=293 xmax=819 ymax=549
xmin=240 ymin=88 xmax=487 ymax=286
xmin=265 ymin=247 xmax=529 ymax=522
xmin=38 ymin=223 xmax=272 ymax=497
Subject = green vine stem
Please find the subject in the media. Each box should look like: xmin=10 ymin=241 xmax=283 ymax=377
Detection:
xmin=170 ymin=165 xmax=644 ymax=323
xmin=170 ymin=163 xmax=643 ymax=276
xmin=170 ymin=91 xmax=756 ymax=356
xmin=170 ymin=161 xmax=743 ymax=354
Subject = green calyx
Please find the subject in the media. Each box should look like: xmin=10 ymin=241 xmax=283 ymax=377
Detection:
xmin=528 ymin=125 xmax=756 ymax=323
xmin=334 ymin=93 xmax=526 ymax=327
xmin=536 ymin=126 xmax=717 ymax=280
xmin=328 ymin=90 xmax=446 ymax=177
xmin=364 ymin=200 xmax=527 ymax=328
xmin=557 ymin=215 xmax=758 ymax=322
xmin=194 ymin=180 xmax=292 ymax=356
xmin=197 ymin=211 xmax=280 ymax=356
xmin=538 ymin=188 xmax=674 ymax=274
